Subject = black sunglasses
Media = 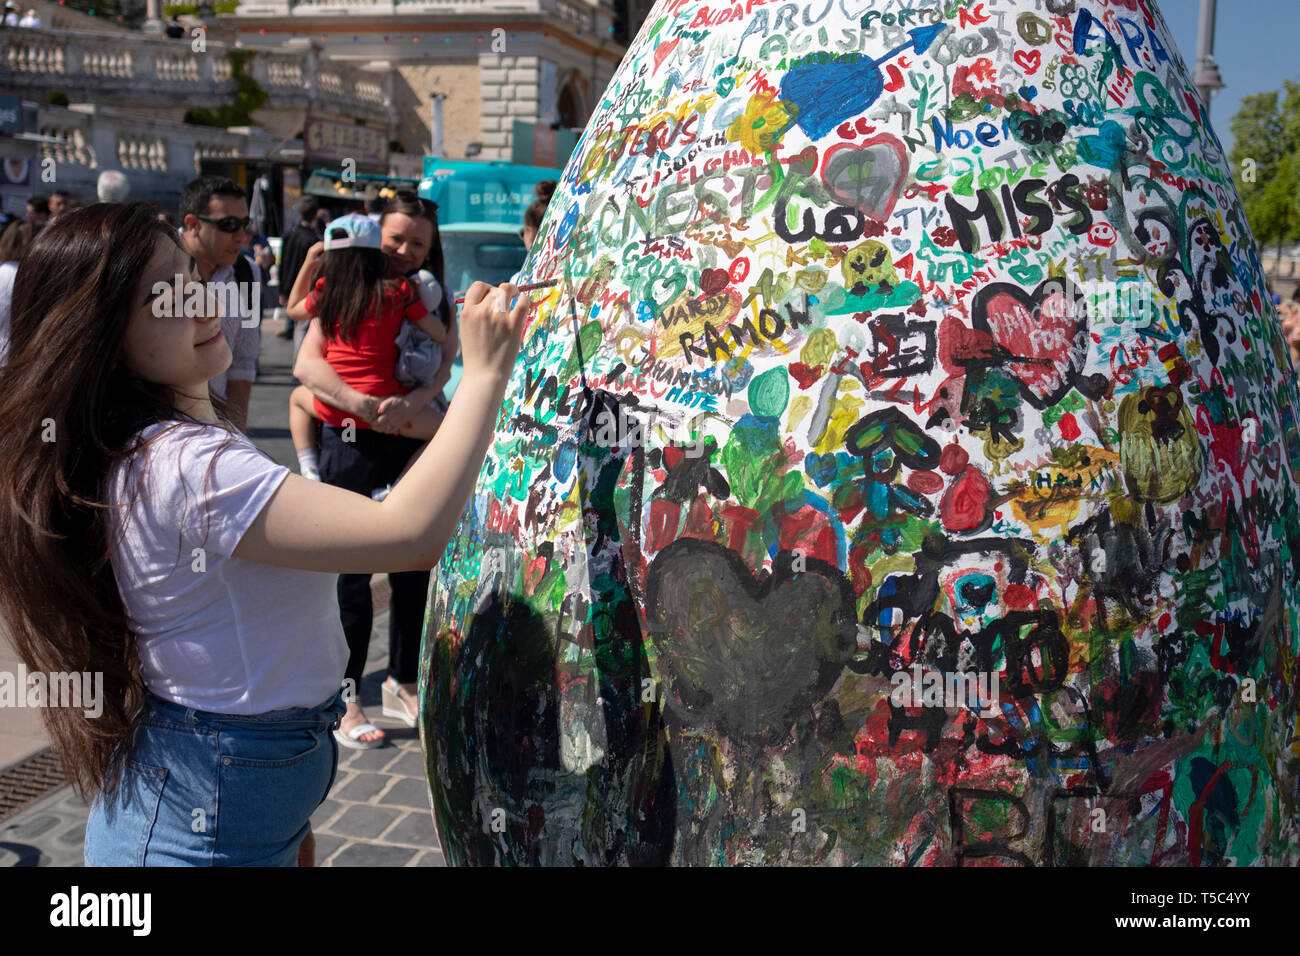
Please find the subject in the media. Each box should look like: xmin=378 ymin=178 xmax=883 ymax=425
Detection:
xmin=196 ymin=214 xmax=253 ymax=234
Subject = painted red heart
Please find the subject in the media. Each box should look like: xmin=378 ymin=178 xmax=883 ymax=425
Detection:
xmin=789 ymin=362 xmax=824 ymax=389
xmin=523 ymin=555 xmax=549 ymax=595
xmin=653 ymin=38 xmax=679 ymax=73
xmin=973 ymin=280 xmax=1087 ymax=408
xmin=1013 ymin=49 xmax=1041 ymax=74
xmin=940 ymin=465 xmax=994 ymax=532
xmin=820 ymin=136 xmax=909 ymax=224
xmin=700 ymin=268 xmax=730 ymax=296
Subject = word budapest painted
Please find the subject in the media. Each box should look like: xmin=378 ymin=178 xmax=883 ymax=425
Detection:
xmin=419 ymin=0 xmax=1300 ymax=866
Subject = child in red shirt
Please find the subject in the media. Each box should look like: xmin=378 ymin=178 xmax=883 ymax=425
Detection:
xmin=286 ymin=215 xmax=450 ymax=480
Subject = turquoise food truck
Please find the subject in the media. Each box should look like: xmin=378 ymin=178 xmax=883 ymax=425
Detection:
xmin=419 ymin=158 xmax=561 ymax=397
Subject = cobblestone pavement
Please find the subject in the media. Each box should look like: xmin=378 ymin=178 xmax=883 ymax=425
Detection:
xmin=0 ymin=606 xmax=445 ymax=867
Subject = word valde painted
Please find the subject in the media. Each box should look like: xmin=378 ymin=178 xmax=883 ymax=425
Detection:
xmin=420 ymin=0 xmax=1300 ymax=866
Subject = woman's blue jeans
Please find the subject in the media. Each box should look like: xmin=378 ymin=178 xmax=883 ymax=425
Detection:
xmin=84 ymin=691 xmax=346 ymax=866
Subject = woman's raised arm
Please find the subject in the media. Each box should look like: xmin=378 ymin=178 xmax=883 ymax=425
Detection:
xmin=235 ymin=282 xmax=527 ymax=574
xmin=285 ymin=242 xmax=323 ymax=321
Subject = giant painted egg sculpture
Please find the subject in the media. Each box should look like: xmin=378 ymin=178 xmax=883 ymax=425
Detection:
xmin=419 ymin=0 xmax=1300 ymax=865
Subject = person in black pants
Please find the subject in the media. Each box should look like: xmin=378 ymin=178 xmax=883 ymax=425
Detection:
xmin=291 ymin=194 xmax=455 ymax=747
xmin=318 ymin=426 xmax=429 ymax=724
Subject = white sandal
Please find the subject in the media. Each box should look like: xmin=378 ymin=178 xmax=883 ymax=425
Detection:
xmin=381 ymin=678 xmax=418 ymax=728
xmin=333 ymin=721 xmax=386 ymax=750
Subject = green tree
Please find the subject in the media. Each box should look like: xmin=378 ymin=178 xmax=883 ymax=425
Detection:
xmin=61 ymin=0 xmax=135 ymax=24
xmin=1230 ymin=81 xmax=1300 ymax=258
xmin=183 ymin=50 xmax=267 ymax=129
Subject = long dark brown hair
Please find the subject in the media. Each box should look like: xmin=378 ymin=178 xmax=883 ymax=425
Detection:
xmin=0 ymin=218 xmax=39 ymax=263
xmin=524 ymin=179 xmax=556 ymax=232
xmin=314 ymin=240 xmax=387 ymax=346
xmin=0 ymin=201 xmax=234 ymax=798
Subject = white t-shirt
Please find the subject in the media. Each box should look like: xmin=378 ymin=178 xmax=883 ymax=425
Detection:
xmin=107 ymin=421 xmax=348 ymax=714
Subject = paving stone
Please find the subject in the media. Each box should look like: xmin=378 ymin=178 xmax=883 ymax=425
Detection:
xmin=2 ymin=812 xmax=59 ymax=840
xmin=372 ymin=725 xmax=419 ymax=748
xmin=412 ymin=850 xmax=447 ymax=867
xmin=311 ymin=799 xmax=347 ymax=831
xmin=333 ymin=771 xmax=391 ymax=804
xmin=328 ymin=804 xmax=401 ymax=840
xmin=380 ymin=777 xmax=432 ymax=811
xmin=310 ymin=832 xmax=345 ymax=866
xmin=324 ymin=769 xmax=354 ymax=795
xmin=0 ymin=844 xmax=39 ymax=866
xmin=55 ymin=820 xmax=87 ymax=846
xmin=37 ymin=843 xmax=83 ymax=866
xmin=378 ymin=810 xmax=439 ymax=849
xmin=55 ymin=792 xmax=91 ymax=814
xmin=338 ymin=743 xmax=400 ymax=771
xmin=327 ymin=842 xmax=420 ymax=867
xmin=383 ymin=749 xmax=427 ymax=779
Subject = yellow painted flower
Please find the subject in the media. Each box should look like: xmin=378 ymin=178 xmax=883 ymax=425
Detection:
xmin=727 ymin=91 xmax=797 ymax=155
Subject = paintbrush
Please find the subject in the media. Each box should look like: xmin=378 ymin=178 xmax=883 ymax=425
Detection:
xmin=453 ymin=278 xmax=558 ymax=305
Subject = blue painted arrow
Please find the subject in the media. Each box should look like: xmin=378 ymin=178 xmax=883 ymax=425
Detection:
xmin=780 ymin=24 xmax=947 ymax=141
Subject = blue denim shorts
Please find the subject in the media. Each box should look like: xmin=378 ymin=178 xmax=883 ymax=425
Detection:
xmin=84 ymin=691 xmax=346 ymax=867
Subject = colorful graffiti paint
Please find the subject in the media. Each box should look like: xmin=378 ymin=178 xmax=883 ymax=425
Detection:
xmin=419 ymin=0 xmax=1300 ymax=866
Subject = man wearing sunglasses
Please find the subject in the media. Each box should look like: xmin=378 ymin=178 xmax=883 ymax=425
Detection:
xmin=178 ymin=175 xmax=260 ymax=432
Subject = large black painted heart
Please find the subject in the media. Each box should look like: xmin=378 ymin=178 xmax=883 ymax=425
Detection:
xmin=642 ymin=538 xmax=857 ymax=745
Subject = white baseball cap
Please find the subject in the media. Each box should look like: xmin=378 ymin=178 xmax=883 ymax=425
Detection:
xmin=323 ymin=213 xmax=382 ymax=251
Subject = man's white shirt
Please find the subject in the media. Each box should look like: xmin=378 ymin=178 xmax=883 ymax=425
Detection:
xmin=206 ymin=260 xmax=260 ymax=402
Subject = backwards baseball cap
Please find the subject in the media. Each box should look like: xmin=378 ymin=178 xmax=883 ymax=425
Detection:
xmin=323 ymin=213 xmax=382 ymax=251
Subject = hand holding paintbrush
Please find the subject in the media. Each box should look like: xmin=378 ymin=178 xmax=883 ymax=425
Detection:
xmin=454 ymin=278 xmax=557 ymax=305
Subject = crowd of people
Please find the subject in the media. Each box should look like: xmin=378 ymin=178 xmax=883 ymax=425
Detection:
xmin=0 ymin=170 xmax=554 ymax=866
xmin=1 ymin=3 xmax=40 ymax=28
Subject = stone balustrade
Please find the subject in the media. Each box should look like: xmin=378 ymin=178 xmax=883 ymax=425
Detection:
xmin=20 ymin=102 xmax=278 ymax=207
xmin=0 ymin=25 xmax=392 ymax=122
xmin=4 ymin=31 xmax=66 ymax=75
xmin=233 ymin=0 xmax=609 ymax=32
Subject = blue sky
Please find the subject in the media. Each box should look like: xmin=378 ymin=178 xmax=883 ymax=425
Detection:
xmin=1159 ymin=0 xmax=1300 ymax=157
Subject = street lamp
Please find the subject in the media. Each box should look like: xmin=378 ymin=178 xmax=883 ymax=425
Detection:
xmin=1194 ymin=0 xmax=1225 ymax=116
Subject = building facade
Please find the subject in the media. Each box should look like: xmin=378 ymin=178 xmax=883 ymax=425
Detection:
xmin=220 ymin=0 xmax=627 ymax=164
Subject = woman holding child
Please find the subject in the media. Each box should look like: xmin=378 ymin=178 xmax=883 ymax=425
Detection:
xmin=286 ymin=192 xmax=456 ymax=749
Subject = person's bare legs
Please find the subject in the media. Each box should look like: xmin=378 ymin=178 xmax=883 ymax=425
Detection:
xmin=386 ymin=407 xmax=442 ymax=717
xmin=289 ymin=385 xmax=320 ymax=451
xmin=297 ymin=825 xmax=315 ymax=867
